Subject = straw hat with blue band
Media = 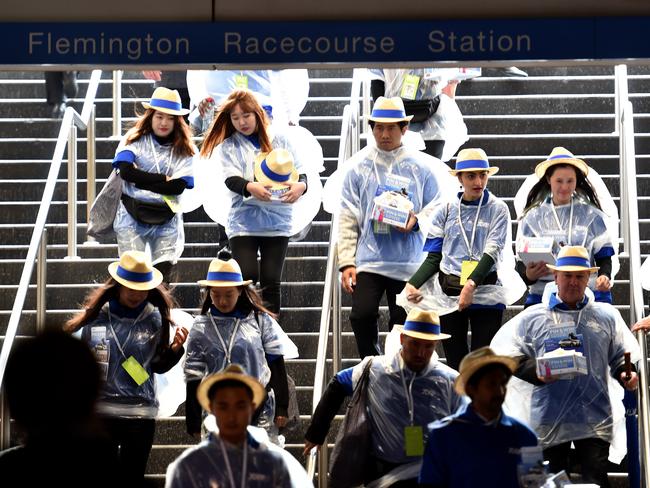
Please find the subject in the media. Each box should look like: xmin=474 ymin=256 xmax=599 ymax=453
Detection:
xmin=198 ymin=257 xmax=253 ymax=287
xmin=454 ymin=346 xmax=519 ymax=395
xmin=396 ymin=309 xmax=451 ymax=341
xmin=367 ymin=96 xmax=413 ymax=123
xmin=197 ymin=364 xmax=266 ymax=411
xmin=253 ymin=148 xmax=299 ymax=189
xmin=142 ymin=87 xmax=190 ymax=116
xmin=546 ymin=245 xmax=599 ymax=273
xmin=535 ymin=147 xmax=589 ymax=179
xmin=108 ymin=251 xmax=163 ymax=291
xmin=449 ymin=148 xmax=499 ymax=176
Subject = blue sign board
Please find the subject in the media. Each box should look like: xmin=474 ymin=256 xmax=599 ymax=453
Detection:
xmin=4 ymin=18 xmax=650 ymax=65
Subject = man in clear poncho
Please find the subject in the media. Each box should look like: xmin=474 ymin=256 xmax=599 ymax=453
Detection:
xmin=336 ymin=96 xmax=450 ymax=358
xmin=304 ymin=309 xmax=464 ymax=486
xmin=367 ymin=68 xmax=470 ymax=162
xmin=490 ymin=245 xmax=640 ymax=487
xmin=166 ymin=364 xmax=308 ymax=488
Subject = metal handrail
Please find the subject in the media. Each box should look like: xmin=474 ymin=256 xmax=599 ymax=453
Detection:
xmin=306 ymin=69 xmax=365 ymax=485
xmin=0 ymin=70 xmax=102 ymax=448
xmin=615 ymin=64 xmax=648 ymax=487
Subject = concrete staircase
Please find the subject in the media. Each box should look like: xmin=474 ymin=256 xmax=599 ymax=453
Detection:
xmin=0 ymin=65 xmax=648 ymax=487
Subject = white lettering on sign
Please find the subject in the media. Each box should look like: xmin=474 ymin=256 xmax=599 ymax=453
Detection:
xmin=224 ymin=32 xmax=395 ymax=55
xmin=28 ymin=31 xmax=190 ymax=60
xmin=428 ymin=29 xmax=531 ymax=53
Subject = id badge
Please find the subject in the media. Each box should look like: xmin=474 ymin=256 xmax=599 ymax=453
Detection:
xmin=122 ymin=356 xmax=150 ymax=386
xmin=460 ymin=260 xmax=479 ymax=285
xmin=91 ymin=326 xmax=109 ymax=381
xmin=163 ymin=195 xmax=181 ymax=213
xmin=234 ymin=74 xmax=249 ymax=89
xmin=400 ymin=75 xmax=420 ymax=100
xmin=373 ymin=219 xmax=390 ymax=235
xmin=404 ymin=425 xmax=424 ymax=456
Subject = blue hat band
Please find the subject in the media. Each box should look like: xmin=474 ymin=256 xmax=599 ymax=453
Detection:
xmin=455 ymin=159 xmax=490 ymax=171
xmin=260 ymin=159 xmax=290 ymax=182
xmin=207 ymin=271 xmax=244 ymax=282
xmin=555 ymin=256 xmax=592 ymax=268
xmin=371 ymin=108 xmax=407 ymax=119
xmin=117 ymin=265 xmax=153 ymax=283
xmin=404 ymin=320 xmax=441 ymax=335
xmin=149 ymin=98 xmax=183 ymax=112
xmin=549 ymin=154 xmax=573 ymax=160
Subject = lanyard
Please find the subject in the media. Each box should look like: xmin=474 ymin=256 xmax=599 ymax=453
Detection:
xmin=209 ymin=315 xmax=241 ymax=369
xmin=550 ymin=197 xmax=574 ymax=246
xmin=148 ymin=134 xmax=173 ymax=175
xmin=551 ymin=307 xmax=584 ymax=328
xmin=457 ymin=194 xmax=484 ymax=260
xmin=106 ymin=306 xmax=149 ymax=361
xmin=399 ymin=358 xmax=417 ymax=425
xmin=219 ymin=436 xmax=248 ymax=488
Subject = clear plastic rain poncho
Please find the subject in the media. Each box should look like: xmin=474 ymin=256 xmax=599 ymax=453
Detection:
xmin=155 ymin=309 xmax=195 ymax=418
xmin=113 ymin=132 xmax=195 ymax=265
xmin=324 ymin=145 xmax=455 ymax=281
xmin=490 ymin=286 xmax=641 ymax=459
xmin=81 ymin=302 xmax=166 ymax=418
xmin=186 ymin=69 xmax=309 ymax=127
xmin=164 ymin=430 xmax=295 ymax=488
xmin=398 ymin=191 xmax=526 ymax=315
xmin=184 ymin=310 xmax=298 ymax=436
xmin=347 ymin=352 xmax=463 ymax=467
xmin=199 ymin=128 xmax=323 ymax=239
xmin=368 ymin=68 xmax=469 ymax=160
xmin=514 ymin=169 xmax=620 ymax=300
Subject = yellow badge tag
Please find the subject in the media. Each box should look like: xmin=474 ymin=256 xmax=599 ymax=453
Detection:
xmin=460 ymin=260 xmax=479 ymax=285
xmin=163 ymin=195 xmax=181 ymax=213
xmin=404 ymin=425 xmax=424 ymax=457
xmin=400 ymin=74 xmax=420 ymax=100
xmin=234 ymin=74 xmax=249 ymax=89
xmin=121 ymin=356 xmax=150 ymax=386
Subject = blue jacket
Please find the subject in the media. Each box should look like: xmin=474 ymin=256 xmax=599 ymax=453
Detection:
xmin=419 ymin=403 xmax=538 ymax=487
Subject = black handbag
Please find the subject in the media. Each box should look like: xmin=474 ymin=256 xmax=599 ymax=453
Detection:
xmin=438 ymin=271 xmax=463 ymax=297
xmin=438 ymin=270 xmax=499 ymax=297
xmin=328 ymin=358 xmax=374 ymax=488
xmin=402 ymin=96 xmax=440 ymax=123
xmin=121 ymin=194 xmax=175 ymax=225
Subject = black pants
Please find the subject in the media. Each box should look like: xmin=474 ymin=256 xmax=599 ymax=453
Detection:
xmin=424 ymin=139 xmax=446 ymax=160
xmin=544 ymin=438 xmax=611 ymax=488
xmin=229 ymin=235 xmax=289 ymax=314
xmin=349 ymin=272 xmax=407 ymax=358
xmin=44 ymin=71 xmax=77 ymax=105
xmin=103 ymin=417 xmax=156 ymax=488
xmin=439 ymin=307 xmax=503 ymax=370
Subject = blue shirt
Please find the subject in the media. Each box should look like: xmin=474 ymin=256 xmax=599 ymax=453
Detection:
xmin=419 ymin=403 xmax=538 ymax=487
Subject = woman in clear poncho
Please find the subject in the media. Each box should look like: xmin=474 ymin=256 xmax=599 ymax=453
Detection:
xmin=199 ymin=89 xmax=322 ymax=314
xmin=183 ymin=251 xmax=299 ymax=443
xmin=112 ymin=87 xmax=196 ymax=283
xmin=64 ymin=251 xmax=189 ymax=487
xmin=404 ymin=148 xmax=524 ymax=371
xmin=515 ymin=147 xmax=617 ymax=306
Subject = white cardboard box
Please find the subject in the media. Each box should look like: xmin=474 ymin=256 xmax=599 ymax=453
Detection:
xmin=536 ymin=352 xmax=588 ymax=380
xmin=517 ymin=236 xmax=558 ymax=266
xmin=372 ymin=191 xmax=413 ymax=228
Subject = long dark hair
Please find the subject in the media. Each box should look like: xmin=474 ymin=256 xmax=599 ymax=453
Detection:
xmin=523 ymin=163 xmax=602 ymax=213
xmin=200 ymin=89 xmax=273 ymax=158
xmin=126 ymin=107 xmax=195 ymax=158
xmin=64 ymin=278 xmax=178 ymax=348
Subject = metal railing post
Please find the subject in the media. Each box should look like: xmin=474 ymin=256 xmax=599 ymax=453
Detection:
xmin=0 ymin=388 xmax=9 ymax=449
xmin=85 ymin=105 xmax=97 ymax=243
xmin=112 ymin=70 xmax=123 ymax=138
xmin=318 ymin=444 xmax=329 ymax=488
xmin=36 ymin=228 xmax=47 ymax=332
xmin=67 ymin=125 xmax=78 ymax=259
